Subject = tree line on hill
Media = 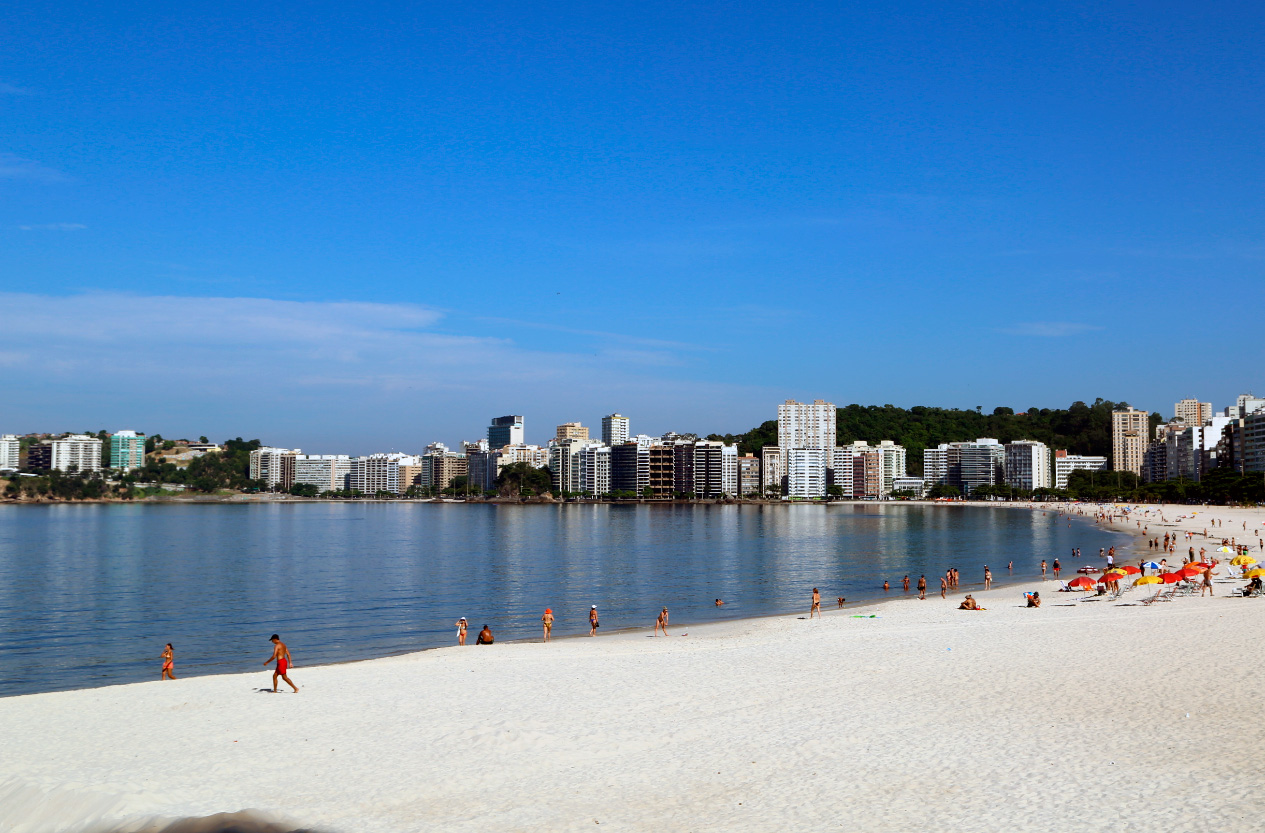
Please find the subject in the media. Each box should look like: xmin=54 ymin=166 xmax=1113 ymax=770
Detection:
xmin=709 ymin=398 xmax=1163 ymax=476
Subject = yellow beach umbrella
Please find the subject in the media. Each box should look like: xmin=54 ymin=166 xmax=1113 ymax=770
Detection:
xmin=1231 ymin=555 xmax=1257 ymax=566
xmin=1133 ymin=575 xmax=1162 ymax=586
xmin=1244 ymin=568 xmax=1265 ymax=579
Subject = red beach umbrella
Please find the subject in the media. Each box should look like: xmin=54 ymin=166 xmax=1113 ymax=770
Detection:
xmin=1119 ymin=565 xmax=1141 ymax=575
xmin=1178 ymin=565 xmax=1203 ymax=579
xmin=1068 ymin=576 xmax=1096 ymax=589
xmin=1161 ymin=571 xmax=1184 ymax=584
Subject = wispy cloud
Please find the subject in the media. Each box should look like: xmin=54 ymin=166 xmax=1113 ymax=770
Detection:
xmin=0 ymin=82 xmax=32 ymax=95
xmin=16 ymin=223 xmax=86 ymax=231
xmin=0 ymin=153 xmax=68 ymax=182
xmin=0 ymin=293 xmax=773 ymax=450
xmin=997 ymin=322 xmax=1101 ymax=338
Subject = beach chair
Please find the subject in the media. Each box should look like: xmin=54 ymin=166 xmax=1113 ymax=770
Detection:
xmin=1141 ymin=587 xmax=1173 ymax=605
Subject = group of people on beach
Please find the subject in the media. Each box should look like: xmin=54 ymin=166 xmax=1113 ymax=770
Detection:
xmin=160 ymin=633 xmax=299 ymax=693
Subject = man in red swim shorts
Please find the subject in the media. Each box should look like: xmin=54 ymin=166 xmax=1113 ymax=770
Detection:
xmin=265 ymin=634 xmax=299 ymax=693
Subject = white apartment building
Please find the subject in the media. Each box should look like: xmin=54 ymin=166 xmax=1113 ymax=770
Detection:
xmin=249 ymin=447 xmax=301 ymax=490
xmin=548 ymin=437 xmax=588 ymax=493
xmin=761 ymin=445 xmax=783 ymax=493
xmin=876 ymin=440 xmax=907 ymax=495
xmin=1053 ymin=451 xmax=1108 ymax=489
xmin=778 ymin=399 xmax=836 ymax=451
xmin=1004 ymin=440 xmax=1051 ymax=490
xmin=923 ymin=445 xmax=948 ymax=486
xmin=786 ymin=447 xmax=827 ymax=498
xmin=892 ymin=476 xmax=927 ymax=498
xmin=601 ymin=414 xmax=630 ymax=447
xmin=578 ymin=442 xmax=611 ymax=495
xmin=831 ymin=445 xmax=857 ymax=497
xmin=0 ymin=435 xmax=19 ymax=471
xmin=293 ymin=454 xmax=352 ymax=491
xmin=50 ymin=434 xmax=104 ymax=473
xmin=350 ymin=453 xmax=421 ymax=495
xmin=721 ymin=443 xmax=738 ymax=496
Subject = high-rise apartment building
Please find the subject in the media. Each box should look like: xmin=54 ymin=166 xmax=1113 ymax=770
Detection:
xmin=109 ymin=430 xmax=146 ymax=471
xmin=923 ymin=439 xmax=1003 ymax=495
xmin=431 ymin=452 xmax=468 ymax=491
xmin=853 ymin=449 xmax=884 ymax=499
xmin=1243 ymin=410 xmax=1265 ymax=473
xmin=1174 ymin=399 xmax=1212 ymax=426
xmin=831 ymin=445 xmax=857 ymax=497
xmin=611 ymin=442 xmax=649 ymax=494
xmin=1112 ymin=408 xmax=1149 ymax=475
xmin=737 ymin=455 xmax=760 ymax=496
xmin=601 ymin=414 xmax=630 ymax=447
xmin=647 ymin=445 xmax=675 ymax=499
xmin=1004 ymin=440 xmax=1051 ymax=490
xmin=1053 ymin=450 xmax=1108 ymax=489
xmin=548 ymin=437 xmax=588 ymax=493
xmin=556 ymin=422 xmax=589 ymax=441
xmin=1 ymin=434 xmax=21 ymax=471
xmin=43 ymin=434 xmax=104 ymax=473
xmin=488 ymin=416 xmax=524 ymax=448
xmin=249 ymin=447 xmax=301 ymax=490
xmin=786 ymin=447 xmax=828 ymax=498
xmin=578 ymin=442 xmax=611 ymax=495
xmin=293 ymin=455 xmax=352 ymax=492
xmin=349 ymin=453 xmax=416 ymax=494
xmin=777 ymin=399 xmax=836 ymax=451
xmin=760 ymin=445 xmax=783 ymax=494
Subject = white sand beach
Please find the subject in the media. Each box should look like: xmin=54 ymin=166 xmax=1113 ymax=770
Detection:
xmin=3 ymin=503 xmax=1265 ymax=833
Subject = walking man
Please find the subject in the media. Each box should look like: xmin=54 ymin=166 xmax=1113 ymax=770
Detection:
xmin=917 ymin=575 xmax=927 ymax=600
xmin=589 ymin=605 xmax=599 ymax=636
xmin=264 ymin=634 xmax=298 ymax=693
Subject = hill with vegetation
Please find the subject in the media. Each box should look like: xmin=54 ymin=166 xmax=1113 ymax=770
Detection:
xmin=709 ymin=398 xmax=1161 ymax=475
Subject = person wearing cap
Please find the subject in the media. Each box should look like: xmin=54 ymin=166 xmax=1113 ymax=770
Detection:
xmin=542 ymin=607 xmax=554 ymax=642
xmin=454 ymin=617 xmax=468 ymax=646
xmin=589 ymin=605 xmax=599 ymax=636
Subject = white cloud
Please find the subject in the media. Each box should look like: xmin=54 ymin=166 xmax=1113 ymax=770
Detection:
xmin=997 ymin=322 xmax=1101 ymax=338
xmin=16 ymin=223 xmax=86 ymax=231
xmin=0 ymin=293 xmax=773 ymax=450
xmin=0 ymin=153 xmax=68 ymax=182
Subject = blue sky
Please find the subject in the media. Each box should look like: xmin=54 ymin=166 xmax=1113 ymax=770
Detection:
xmin=3 ymin=2 xmax=1263 ymax=452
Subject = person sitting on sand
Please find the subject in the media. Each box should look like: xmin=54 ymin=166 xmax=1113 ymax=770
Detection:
xmin=476 ymin=624 xmax=494 ymax=644
xmin=1242 ymin=577 xmax=1262 ymax=598
xmin=1026 ymin=591 xmax=1041 ymax=608
xmin=958 ymin=595 xmax=986 ymax=611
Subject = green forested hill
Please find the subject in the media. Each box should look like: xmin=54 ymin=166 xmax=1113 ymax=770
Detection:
xmin=709 ymin=399 xmax=1162 ymax=476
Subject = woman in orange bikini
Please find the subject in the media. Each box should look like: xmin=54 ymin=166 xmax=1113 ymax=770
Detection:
xmin=160 ymin=643 xmax=176 ymax=680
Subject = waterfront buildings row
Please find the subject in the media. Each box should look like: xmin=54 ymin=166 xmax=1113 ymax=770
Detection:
xmin=1129 ymin=394 xmax=1265 ymax=483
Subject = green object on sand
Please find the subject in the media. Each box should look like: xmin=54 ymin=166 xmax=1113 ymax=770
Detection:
xmin=850 ymin=615 xmax=878 ymax=618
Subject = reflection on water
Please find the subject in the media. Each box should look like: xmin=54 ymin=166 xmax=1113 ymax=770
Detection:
xmin=0 ymin=502 xmax=1126 ymax=696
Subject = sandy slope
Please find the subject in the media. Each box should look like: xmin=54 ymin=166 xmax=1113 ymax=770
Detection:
xmin=2 ymin=503 xmax=1264 ymax=833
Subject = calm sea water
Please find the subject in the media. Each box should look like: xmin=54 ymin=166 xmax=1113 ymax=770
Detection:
xmin=0 ymin=502 xmax=1128 ymax=697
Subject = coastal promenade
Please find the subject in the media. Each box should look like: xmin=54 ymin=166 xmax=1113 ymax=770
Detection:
xmin=1 ymin=504 xmax=1262 ymax=832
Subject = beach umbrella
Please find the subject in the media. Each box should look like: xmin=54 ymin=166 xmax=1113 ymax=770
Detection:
xmin=1178 ymin=565 xmax=1203 ymax=579
xmin=1133 ymin=576 xmax=1162 ymax=586
xmin=1231 ymin=555 xmax=1257 ymax=566
xmin=1218 ymin=546 xmax=1234 ymax=553
xmin=1142 ymin=561 xmax=1161 ymax=570
xmin=1161 ymin=571 xmax=1184 ymax=584
xmin=1119 ymin=565 xmax=1141 ymax=575
xmin=1067 ymin=576 xmax=1096 ymax=589
xmin=1245 ymin=568 xmax=1265 ymax=579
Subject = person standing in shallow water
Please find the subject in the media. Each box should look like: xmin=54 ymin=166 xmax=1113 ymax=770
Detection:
xmin=264 ymin=634 xmax=298 ymax=693
xmin=589 ymin=605 xmax=599 ymax=636
xmin=541 ymin=608 xmax=554 ymax=642
xmin=917 ymin=575 xmax=927 ymax=600
xmin=160 ymin=643 xmax=175 ymax=680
